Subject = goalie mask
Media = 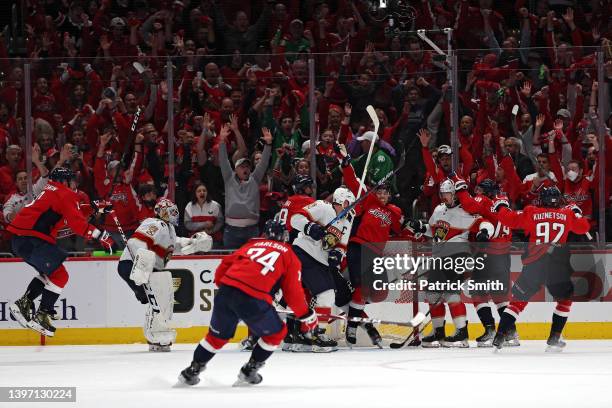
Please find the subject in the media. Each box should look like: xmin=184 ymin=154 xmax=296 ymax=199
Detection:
xmin=439 ymin=179 xmax=457 ymax=208
xmin=154 ymin=198 xmax=179 ymax=226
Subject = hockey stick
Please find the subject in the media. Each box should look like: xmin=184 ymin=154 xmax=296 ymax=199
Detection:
xmin=110 ymin=211 xmax=162 ymax=314
xmin=356 ymin=105 xmax=380 ymax=198
xmin=276 ymin=307 xmax=426 ymax=328
xmin=325 ymin=148 xmax=407 ymax=228
xmin=389 ymin=292 xmax=445 ymax=349
xmin=106 ymin=106 xmax=142 ymax=200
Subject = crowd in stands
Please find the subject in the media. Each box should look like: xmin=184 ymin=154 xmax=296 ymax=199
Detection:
xmin=0 ymin=0 xmax=611 ymax=253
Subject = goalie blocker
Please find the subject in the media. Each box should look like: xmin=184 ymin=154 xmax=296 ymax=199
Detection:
xmin=117 ymin=198 xmax=213 ymax=351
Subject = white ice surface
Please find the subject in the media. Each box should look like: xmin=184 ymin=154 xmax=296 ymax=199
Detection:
xmin=1 ymin=341 xmax=611 ymax=408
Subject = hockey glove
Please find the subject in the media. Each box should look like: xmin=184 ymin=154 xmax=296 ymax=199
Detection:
xmin=86 ymin=226 xmax=115 ymax=254
xmin=569 ymin=204 xmax=583 ymax=217
xmin=92 ymin=200 xmax=114 ymax=214
xmin=475 ymin=229 xmax=490 ymax=242
xmin=298 ymin=309 xmax=319 ymax=333
xmin=304 ymin=222 xmax=325 ymax=241
xmin=405 ymin=219 xmax=427 ymax=234
xmin=328 ymin=249 xmax=343 ymax=272
xmin=454 ymin=178 xmax=468 ymax=192
xmin=491 ymin=198 xmax=509 ymax=212
xmin=334 ymin=143 xmax=352 ymax=167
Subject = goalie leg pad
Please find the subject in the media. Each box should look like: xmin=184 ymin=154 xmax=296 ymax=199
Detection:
xmin=130 ymin=248 xmax=156 ymax=286
xmin=144 ymin=271 xmax=176 ymax=346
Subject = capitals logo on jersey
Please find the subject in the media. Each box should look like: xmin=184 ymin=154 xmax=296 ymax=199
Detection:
xmin=368 ymin=208 xmax=392 ymax=227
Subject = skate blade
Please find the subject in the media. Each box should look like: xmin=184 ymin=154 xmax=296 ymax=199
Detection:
xmin=232 ymin=378 xmax=260 ymax=387
xmin=442 ymin=341 xmax=469 ymax=348
xmin=493 ymin=346 xmax=503 ymax=353
xmin=477 ymin=341 xmax=494 ymax=348
xmin=176 ymin=374 xmax=199 ymax=386
xmin=504 ymin=340 xmax=521 ymax=347
xmin=545 ymin=344 xmax=565 ymax=353
xmin=9 ymin=304 xmax=30 ymax=329
xmin=421 ymin=341 xmax=441 ymax=348
xmin=311 ymin=345 xmax=338 ymax=353
xmin=27 ymin=322 xmax=55 ymax=337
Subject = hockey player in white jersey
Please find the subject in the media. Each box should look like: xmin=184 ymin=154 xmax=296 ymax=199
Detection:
xmin=406 ymin=179 xmax=481 ymax=348
xmin=283 ymin=187 xmax=355 ymax=352
xmin=117 ymin=198 xmax=212 ymax=351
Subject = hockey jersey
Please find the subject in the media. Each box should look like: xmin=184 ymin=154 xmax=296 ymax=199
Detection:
xmin=279 ymin=194 xmax=315 ymax=231
xmin=7 ymin=181 xmax=93 ymax=244
xmin=120 ymin=217 xmax=179 ymax=270
xmin=341 ymin=165 xmax=403 ymax=250
xmin=291 ymin=200 xmax=352 ymax=266
xmin=215 ymin=238 xmax=308 ymax=317
xmin=427 ymin=203 xmax=481 ymax=257
xmin=493 ymin=205 xmax=590 ymax=264
xmin=456 ymin=191 xmax=512 ymax=254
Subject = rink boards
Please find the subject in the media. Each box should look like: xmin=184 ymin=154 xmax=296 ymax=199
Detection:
xmin=0 ymin=252 xmax=611 ymax=346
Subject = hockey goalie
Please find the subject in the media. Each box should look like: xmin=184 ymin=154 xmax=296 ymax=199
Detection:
xmin=117 ymin=198 xmax=213 ymax=351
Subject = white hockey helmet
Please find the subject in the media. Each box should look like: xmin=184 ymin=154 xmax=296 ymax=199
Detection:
xmin=154 ymin=198 xmax=179 ymax=226
xmin=332 ymin=186 xmax=356 ymax=208
xmin=439 ymin=179 xmax=457 ymax=207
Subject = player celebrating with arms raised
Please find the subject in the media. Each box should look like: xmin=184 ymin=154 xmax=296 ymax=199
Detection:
xmin=490 ymin=186 xmax=590 ymax=351
xmin=178 ymin=219 xmax=317 ymax=386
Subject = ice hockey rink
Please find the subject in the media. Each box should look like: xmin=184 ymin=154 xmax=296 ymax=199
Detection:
xmin=1 ymin=341 xmax=611 ymax=408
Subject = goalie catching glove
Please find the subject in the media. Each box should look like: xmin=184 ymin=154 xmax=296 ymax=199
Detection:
xmin=180 ymin=232 xmax=213 ymax=255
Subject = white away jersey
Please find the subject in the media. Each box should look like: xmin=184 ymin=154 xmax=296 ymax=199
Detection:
xmin=120 ymin=217 xmax=178 ymax=270
xmin=428 ymin=204 xmax=481 ymax=256
xmin=291 ymin=200 xmax=352 ymax=266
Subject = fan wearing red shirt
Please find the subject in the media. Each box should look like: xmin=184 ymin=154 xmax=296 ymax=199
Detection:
xmin=179 ymin=220 xmax=317 ymax=387
xmin=490 ymin=186 xmax=590 ymax=352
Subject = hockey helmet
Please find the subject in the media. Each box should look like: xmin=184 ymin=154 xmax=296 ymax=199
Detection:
xmin=477 ymin=178 xmax=500 ymax=197
xmin=49 ymin=166 xmax=77 ymax=184
xmin=539 ymin=186 xmax=562 ymax=208
xmin=154 ymin=198 xmax=179 ymax=226
xmin=332 ymin=186 xmax=356 ymax=208
xmin=263 ymin=218 xmax=288 ymax=242
xmin=292 ymin=174 xmax=314 ymax=195
xmin=439 ymin=179 xmax=457 ymax=207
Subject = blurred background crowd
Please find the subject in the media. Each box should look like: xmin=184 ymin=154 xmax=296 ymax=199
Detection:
xmin=0 ymin=0 xmax=610 ymax=253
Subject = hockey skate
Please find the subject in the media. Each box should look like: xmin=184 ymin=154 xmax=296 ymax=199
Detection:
xmin=311 ymin=328 xmax=338 ymax=352
xmin=443 ymin=326 xmax=469 ymax=348
xmin=9 ymin=294 xmax=35 ymax=328
xmin=240 ymin=335 xmax=257 ymax=351
xmin=492 ymin=330 xmax=506 ymax=351
xmin=178 ymin=361 xmax=206 ymax=385
xmin=476 ymin=325 xmax=496 ymax=348
xmin=421 ymin=326 xmax=445 ymax=348
xmin=503 ymin=325 xmax=521 ymax=347
xmin=545 ymin=333 xmax=566 ymax=353
xmin=363 ymin=323 xmax=383 ymax=348
xmin=233 ymin=359 xmax=265 ymax=386
xmin=148 ymin=342 xmax=171 ymax=352
xmin=29 ymin=310 xmax=56 ymax=337
xmin=345 ymin=324 xmax=358 ymax=348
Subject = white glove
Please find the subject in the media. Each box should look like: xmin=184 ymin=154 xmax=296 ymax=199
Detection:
xmin=181 ymin=232 xmax=213 ymax=254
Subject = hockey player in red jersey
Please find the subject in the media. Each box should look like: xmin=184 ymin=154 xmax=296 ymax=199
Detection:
xmin=490 ymin=186 xmax=590 ymax=351
xmin=339 ymin=147 xmax=404 ymax=347
xmin=279 ymin=174 xmax=315 ymax=242
xmin=454 ymin=178 xmax=518 ymax=347
xmin=8 ymin=167 xmax=114 ymax=337
xmin=179 ymin=219 xmax=317 ymax=387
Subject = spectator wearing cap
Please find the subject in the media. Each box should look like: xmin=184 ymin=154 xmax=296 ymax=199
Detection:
xmin=349 ymin=131 xmax=394 ymax=186
xmin=184 ymin=182 xmax=224 ymax=245
xmin=277 ymin=19 xmax=313 ymax=62
xmin=213 ymin=2 xmax=272 ymax=59
xmin=218 ymin=127 xmax=272 ymax=249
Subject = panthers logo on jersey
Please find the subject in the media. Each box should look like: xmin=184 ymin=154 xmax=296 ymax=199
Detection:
xmin=322 ymin=226 xmax=343 ymax=250
xmin=433 ymin=220 xmax=450 ymax=242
